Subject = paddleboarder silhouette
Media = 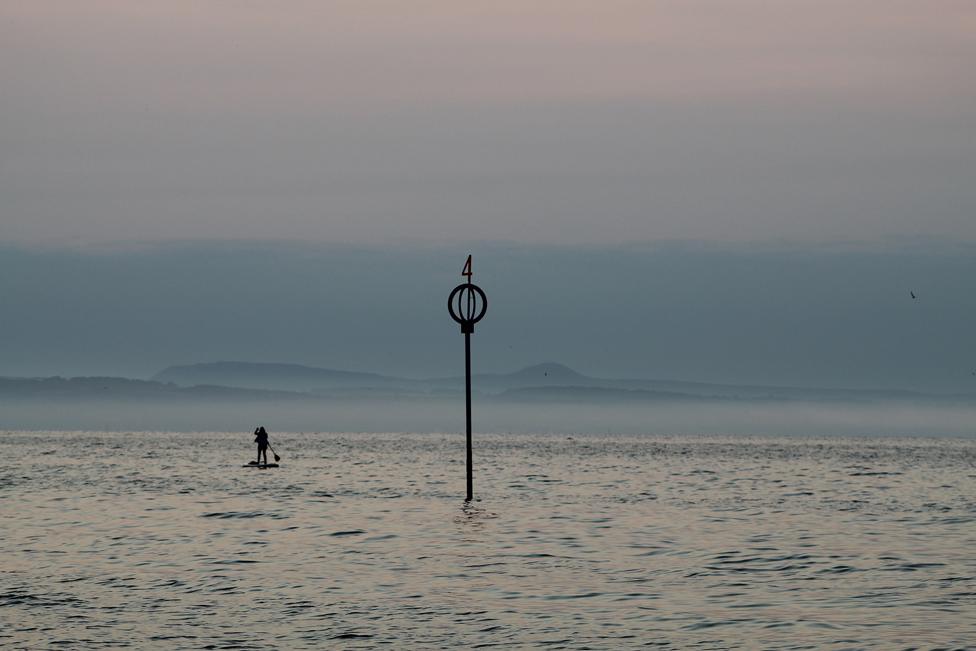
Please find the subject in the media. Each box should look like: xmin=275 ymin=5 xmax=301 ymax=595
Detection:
xmin=254 ymin=426 xmax=270 ymax=465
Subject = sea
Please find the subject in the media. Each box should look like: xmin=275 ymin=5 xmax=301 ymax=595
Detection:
xmin=1 ymin=430 xmax=974 ymax=649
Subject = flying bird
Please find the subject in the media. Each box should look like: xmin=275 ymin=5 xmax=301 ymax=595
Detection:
xmin=910 ymin=291 xmax=916 ymax=300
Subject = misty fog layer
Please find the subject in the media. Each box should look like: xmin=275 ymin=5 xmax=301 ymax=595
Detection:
xmin=2 ymin=398 xmax=974 ymax=438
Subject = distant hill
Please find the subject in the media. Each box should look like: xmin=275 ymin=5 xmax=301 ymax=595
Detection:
xmin=496 ymin=385 xmax=707 ymax=403
xmin=153 ymin=360 xmax=599 ymax=395
xmin=0 ymin=376 xmax=315 ymax=402
xmin=1 ymin=361 xmax=971 ymax=406
xmin=155 ymin=360 xmax=976 ymax=404
xmin=508 ymin=362 xmax=587 ymax=383
xmin=427 ymin=361 xmax=592 ymax=392
xmin=153 ymin=361 xmax=405 ymax=393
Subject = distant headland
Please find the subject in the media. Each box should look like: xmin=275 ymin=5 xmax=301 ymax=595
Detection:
xmin=0 ymin=360 xmax=970 ymax=406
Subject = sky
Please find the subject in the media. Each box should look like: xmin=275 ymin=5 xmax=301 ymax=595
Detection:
xmin=0 ymin=241 xmax=973 ymax=393
xmin=1 ymin=3 xmax=974 ymax=391
xmin=2 ymin=1 xmax=975 ymax=245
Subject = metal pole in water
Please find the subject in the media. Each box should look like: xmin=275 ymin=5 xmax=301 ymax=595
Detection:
xmin=448 ymin=255 xmax=487 ymax=502
xmin=465 ymin=330 xmax=473 ymax=501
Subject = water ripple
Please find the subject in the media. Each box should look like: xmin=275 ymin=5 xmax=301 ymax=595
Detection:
xmin=1 ymin=431 xmax=974 ymax=649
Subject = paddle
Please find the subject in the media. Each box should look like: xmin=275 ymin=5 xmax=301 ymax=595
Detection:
xmin=267 ymin=443 xmax=281 ymax=463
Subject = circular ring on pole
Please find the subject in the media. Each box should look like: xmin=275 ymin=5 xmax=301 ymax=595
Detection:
xmin=448 ymin=283 xmax=487 ymax=334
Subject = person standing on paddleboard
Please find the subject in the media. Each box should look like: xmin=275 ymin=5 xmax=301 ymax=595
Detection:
xmin=254 ymin=426 xmax=270 ymax=465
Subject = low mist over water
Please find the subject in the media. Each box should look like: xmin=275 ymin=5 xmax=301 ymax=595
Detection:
xmin=2 ymin=398 xmax=976 ymax=438
xmin=3 ymin=431 xmax=974 ymax=649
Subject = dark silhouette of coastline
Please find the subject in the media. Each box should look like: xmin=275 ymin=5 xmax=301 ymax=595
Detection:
xmin=2 ymin=364 xmax=975 ymax=406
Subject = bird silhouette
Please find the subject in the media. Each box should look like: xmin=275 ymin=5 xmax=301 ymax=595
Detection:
xmin=910 ymin=291 xmax=917 ymax=299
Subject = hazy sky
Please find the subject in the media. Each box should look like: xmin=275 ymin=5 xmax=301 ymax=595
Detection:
xmin=1 ymin=241 xmax=973 ymax=393
xmin=2 ymin=4 xmax=974 ymax=392
xmin=2 ymin=1 xmax=975 ymax=245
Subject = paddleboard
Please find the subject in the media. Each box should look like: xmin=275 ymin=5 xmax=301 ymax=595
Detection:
xmin=243 ymin=462 xmax=279 ymax=468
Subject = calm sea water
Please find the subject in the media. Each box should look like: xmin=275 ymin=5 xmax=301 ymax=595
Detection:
xmin=1 ymin=431 xmax=974 ymax=649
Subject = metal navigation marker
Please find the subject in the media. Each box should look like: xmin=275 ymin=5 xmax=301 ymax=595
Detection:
xmin=448 ymin=255 xmax=487 ymax=501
